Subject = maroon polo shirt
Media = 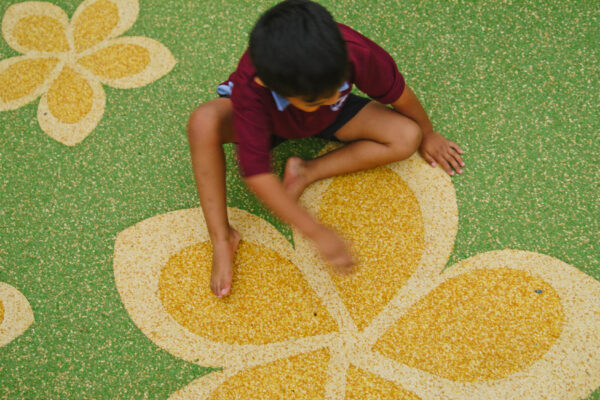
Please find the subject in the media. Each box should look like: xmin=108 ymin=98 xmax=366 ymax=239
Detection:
xmin=219 ymin=23 xmax=405 ymax=177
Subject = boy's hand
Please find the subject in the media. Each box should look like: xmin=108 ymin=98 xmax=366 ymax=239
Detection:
xmin=310 ymin=225 xmax=356 ymax=275
xmin=419 ymin=130 xmax=465 ymax=176
xmin=244 ymin=173 xmax=356 ymax=274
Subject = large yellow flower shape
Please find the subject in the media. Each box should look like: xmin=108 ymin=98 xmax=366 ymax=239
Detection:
xmin=0 ymin=0 xmax=175 ymax=145
xmin=113 ymin=148 xmax=600 ymax=399
xmin=0 ymin=282 xmax=33 ymax=347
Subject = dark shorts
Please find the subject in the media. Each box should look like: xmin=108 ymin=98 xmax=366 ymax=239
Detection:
xmin=271 ymin=93 xmax=371 ymax=148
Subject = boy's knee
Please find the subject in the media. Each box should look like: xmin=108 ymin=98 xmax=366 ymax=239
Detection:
xmin=406 ymin=120 xmax=423 ymax=150
xmin=187 ymin=103 xmax=224 ymax=144
xmin=391 ymin=118 xmax=422 ymax=159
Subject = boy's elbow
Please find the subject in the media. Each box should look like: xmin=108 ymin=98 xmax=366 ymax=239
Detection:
xmin=243 ymin=173 xmax=270 ymax=193
xmin=243 ymin=173 xmax=283 ymax=202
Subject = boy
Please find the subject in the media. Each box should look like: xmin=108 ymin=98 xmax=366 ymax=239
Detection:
xmin=187 ymin=0 xmax=465 ymax=298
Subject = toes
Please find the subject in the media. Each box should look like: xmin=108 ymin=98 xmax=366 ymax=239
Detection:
xmin=212 ymin=280 xmax=231 ymax=298
xmin=216 ymin=280 xmax=231 ymax=298
xmin=219 ymin=286 xmax=230 ymax=298
xmin=283 ymin=157 xmax=302 ymax=184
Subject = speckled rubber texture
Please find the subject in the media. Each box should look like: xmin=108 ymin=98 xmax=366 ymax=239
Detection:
xmin=0 ymin=0 xmax=598 ymax=399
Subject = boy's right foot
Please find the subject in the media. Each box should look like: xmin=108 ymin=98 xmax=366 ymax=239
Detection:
xmin=283 ymin=156 xmax=311 ymax=200
xmin=210 ymin=229 xmax=241 ymax=298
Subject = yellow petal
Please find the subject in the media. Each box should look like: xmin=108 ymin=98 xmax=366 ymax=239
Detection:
xmin=78 ymin=42 xmax=149 ymax=78
xmin=207 ymin=349 xmax=330 ymax=399
xmin=0 ymin=55 xmax=61 ymax=111
xmin=46 ymin=66 xmax=94 ymax=124
xmin=77 ymin=37 xmax=175 ymax=88
xmin=0 ymin=282 xmax=34 ymax=347
xmin=376 ymin=266 xmax=563 ymax=382
xmin=168 ymin=349 xmax=330 ymax=400
xmin=1 ymin=2 xmax=69 ymax=53
xmin=317 ymin=166 xmax=425 ymax=330
xmin=372 ymin=251 xmax=600 ymax=399
xmin=159 ymin=240 xmax=336 ymax=345
xmin=71 ymin=0 xmax=139 ymax=52
xmin=295 ymin=146 xmax=457 ymax=336
xmin=38 ymin=66 xmax=106 ymax=146
xmin=345 ymin=365 xmax=421 ymax=400
xmin=114 ymin=207 xmax=338 ymax=369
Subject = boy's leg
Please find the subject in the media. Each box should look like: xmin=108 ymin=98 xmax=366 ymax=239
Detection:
xmin=187 ymin=98 xmax=239 ymax=298
xmin=284 ymin=101 xmax=422 ymax=198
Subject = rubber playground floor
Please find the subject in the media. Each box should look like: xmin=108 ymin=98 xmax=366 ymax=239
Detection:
xmin=1 ymin=0 xmax=599 ymax=399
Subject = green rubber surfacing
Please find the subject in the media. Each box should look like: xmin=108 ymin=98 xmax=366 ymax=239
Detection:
xmin=0 ymin=0 xmax=598 ymax=398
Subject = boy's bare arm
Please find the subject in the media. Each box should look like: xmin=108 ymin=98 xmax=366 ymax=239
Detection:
xmin=391 ymin=85 xmax=465 ymax=175
xmin=244 ymin=173 xmax=355 ymax=272
xmin=391 ymin=85 xmax=434 ymax=135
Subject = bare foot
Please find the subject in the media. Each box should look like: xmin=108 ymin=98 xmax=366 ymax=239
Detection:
xmin=210 ymin=228 xmax=241 ymax=298
xmin=283 ymin=157 xmax=311 ymax=200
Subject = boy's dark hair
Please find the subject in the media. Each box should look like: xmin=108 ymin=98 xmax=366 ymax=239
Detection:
xmin=249 ymin=0 xmax=350 ymax=102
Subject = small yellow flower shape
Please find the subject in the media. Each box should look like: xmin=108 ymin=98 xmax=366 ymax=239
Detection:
xmin=114 ymin=147 xmax=600 ymax=399
xmin=0 ymin=0 xmax=175 ymax=145
xmin=0 ymin=282 xmax=34 ymax=347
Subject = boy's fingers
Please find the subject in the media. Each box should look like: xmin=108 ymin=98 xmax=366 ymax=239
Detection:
xmin=446 ymin=154 xmax=462 ymax=174
xmin=449 ymin=141 xmax=464 ymax=154
xmin=453 ymin=151 xmax=466 ymax=167
xmin=449 ymin=145 xmax=465 ymax=164
xmin=439 ymin=159 xmax=454 ymax=176
xmin=333 ymin=259 xmax=355 ymax=275
xmin=421 ymin=151 xmax=437 ymax=167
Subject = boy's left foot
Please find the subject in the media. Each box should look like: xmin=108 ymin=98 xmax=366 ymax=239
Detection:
xmin=283 ymin=157 xmax=310 ymax=200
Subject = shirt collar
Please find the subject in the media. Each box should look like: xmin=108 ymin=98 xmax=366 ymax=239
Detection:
xmin=271 ymin=81 xmax=350 ymax=111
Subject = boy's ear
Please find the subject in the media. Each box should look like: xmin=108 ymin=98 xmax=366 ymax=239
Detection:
xmin=254 ymin=77 xmax=267 ymax=87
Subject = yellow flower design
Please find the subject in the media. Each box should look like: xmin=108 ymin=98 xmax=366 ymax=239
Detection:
xmin=0 ymin=0 xmax=175 ymax=145
xmin=0 ymin=282 xmax=33 ymax=347
xmin=113 ymin=147 xmax=600 ymax=399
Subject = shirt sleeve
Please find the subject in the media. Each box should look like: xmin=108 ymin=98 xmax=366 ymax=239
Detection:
xmin=231 ymin=90 xmax=274 ymax=178
xmin=346 ymin=27 xmax=406 ymax=105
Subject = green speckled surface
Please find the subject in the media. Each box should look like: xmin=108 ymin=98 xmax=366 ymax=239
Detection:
xmin=0 ymin=0 xmax=598 ymax=399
